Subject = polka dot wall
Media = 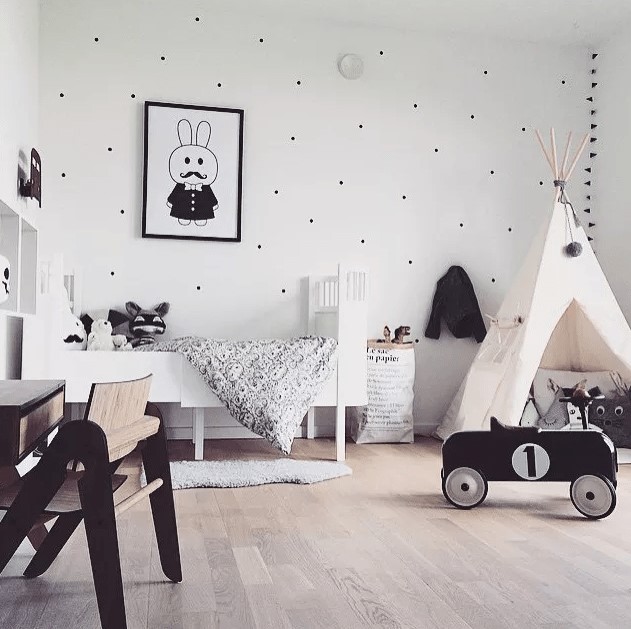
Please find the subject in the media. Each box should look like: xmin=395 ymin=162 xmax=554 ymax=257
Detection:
xmin=38 ymin=0 xmax=590 ymax=432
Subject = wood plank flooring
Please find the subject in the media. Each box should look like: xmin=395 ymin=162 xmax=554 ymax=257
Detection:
xmin=2 ymin=437 xmax=631 ymax=628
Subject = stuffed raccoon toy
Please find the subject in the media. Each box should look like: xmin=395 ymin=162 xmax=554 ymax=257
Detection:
xmin=125 ymin=301 xmax=170 ymax=347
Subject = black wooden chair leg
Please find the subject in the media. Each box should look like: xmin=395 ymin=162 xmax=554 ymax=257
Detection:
xmin=24 ymin=512 xmax=83 ymax=578
xmin=143 ymin=403 xmax=182 ymax=583
xmin=79 ymin=463 xmax=127 ymax=629
xmin=0 ymin=444 xmax=68 ymax=574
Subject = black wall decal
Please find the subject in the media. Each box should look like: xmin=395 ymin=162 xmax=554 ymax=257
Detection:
xmin=59 ymin=92 xmax=64 ymax=97
xmin=197 ymin=285 xmax=201 ymax=290
xmin=131 ymin=93 xmax=136 ymax=98
xmin=61 ymin=172 xmax=66 ymax=178
xmin=120 ymin=209 xmax=125 ymax=214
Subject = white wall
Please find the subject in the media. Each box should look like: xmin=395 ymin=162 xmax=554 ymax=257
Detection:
xmin=38 ymin=0 xmax=591 ymax=434
xmin=0 ymin=0 xmax=39 ymax=378
xmin=591 ymin=30 xmax=631 ymax=319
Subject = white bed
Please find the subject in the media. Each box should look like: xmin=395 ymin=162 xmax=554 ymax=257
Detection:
xmin=22 ymin=259 xmax=368 ymax=461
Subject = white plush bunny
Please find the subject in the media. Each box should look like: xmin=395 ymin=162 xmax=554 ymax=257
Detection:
xmin=166 ymin=119 xmax=219 ymax=227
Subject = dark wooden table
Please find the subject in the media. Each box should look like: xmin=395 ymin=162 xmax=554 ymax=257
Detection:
xmin=0 ymin=380 xmax=65 ymax=466
xmin=0 ymin=380 xmax=65 ymax=549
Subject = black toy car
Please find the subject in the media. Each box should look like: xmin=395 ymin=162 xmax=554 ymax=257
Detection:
xmin=441 ymin=417 xmax=618 ymax=519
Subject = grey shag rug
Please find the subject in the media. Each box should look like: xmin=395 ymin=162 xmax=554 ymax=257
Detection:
xmin=142 ymin=459 xmax=352 ymax=489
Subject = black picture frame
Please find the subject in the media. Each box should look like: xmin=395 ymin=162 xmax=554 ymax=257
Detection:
xmin=142 ymin=101 xmax=244 ymax=242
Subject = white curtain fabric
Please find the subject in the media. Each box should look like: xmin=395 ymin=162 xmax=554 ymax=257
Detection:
xmin=436 ymin=201 xmax=631 ymax=440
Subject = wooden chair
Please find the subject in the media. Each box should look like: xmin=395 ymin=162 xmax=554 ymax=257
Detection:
xmin=0 ymin=375 xmax=181 ymax=629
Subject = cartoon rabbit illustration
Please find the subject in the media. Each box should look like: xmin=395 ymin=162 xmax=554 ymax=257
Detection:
xmin=166 ymin=119 xmax=219 ymax=226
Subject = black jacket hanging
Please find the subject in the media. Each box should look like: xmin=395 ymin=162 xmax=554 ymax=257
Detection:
xmin=424 ymin=266 xmax=486 ymax=343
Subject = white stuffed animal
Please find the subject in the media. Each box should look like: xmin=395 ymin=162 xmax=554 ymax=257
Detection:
xmin=61 ymin=288 xmax=86 ymax=351
xmin=87 ymin=319 xmax=131 ymax=351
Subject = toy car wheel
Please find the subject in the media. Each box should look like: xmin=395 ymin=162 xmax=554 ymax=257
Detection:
xmin=570 ymin=474 xmax=616 ymax=519
xmin=442 ymin=467 xmax=488 ymax=509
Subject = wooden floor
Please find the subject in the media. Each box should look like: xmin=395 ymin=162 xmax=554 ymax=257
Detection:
xmin=2 ymin=437 xmax=631 ymax=628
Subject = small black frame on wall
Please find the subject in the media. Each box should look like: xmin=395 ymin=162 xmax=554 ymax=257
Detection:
xmin=142 ymin=101 xmax=244 ymax=242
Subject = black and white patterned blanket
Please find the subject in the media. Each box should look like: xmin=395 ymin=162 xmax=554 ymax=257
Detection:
xmin=136 ymin=336 xmax=337 ymax=453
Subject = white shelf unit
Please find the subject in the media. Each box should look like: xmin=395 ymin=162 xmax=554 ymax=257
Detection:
xmin=0 ymin=197 xmax=38 ymax=317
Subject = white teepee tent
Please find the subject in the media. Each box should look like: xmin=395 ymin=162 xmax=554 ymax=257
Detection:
xmin=436 ymin=129 xmax=631 ymax=440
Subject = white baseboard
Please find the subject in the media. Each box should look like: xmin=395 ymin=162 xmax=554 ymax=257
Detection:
xmin=166 ymin=423 xmax=338 ymax=441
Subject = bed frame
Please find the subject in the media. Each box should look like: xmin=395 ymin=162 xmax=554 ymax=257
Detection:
xmin=22 ymin=257 xmax=368 ymax=461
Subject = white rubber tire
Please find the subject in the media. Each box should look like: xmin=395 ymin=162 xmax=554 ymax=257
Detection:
xmin=570 ymin=474 xmax=616 ymax=519
xmin=442 ymin=467 xmax=488 ymax=509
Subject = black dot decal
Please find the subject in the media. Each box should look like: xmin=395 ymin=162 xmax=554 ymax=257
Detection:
xmin=402 ymin=195 xmax=406 ymax=200
xmin=108 ymin=147 xmax=113 ymax=152
xmin=160 ymin=56 xmax=166 ymax=61
xmin=459 ymin=223 xmax=464 ymax=227
xmin=110 ymin=271 xmax=115 ymax=276
xmin=195 ymin=17 xmax=200 ymax=21
xmin=483 ymin=70 xmax=488 ymax=75
xmin=120 ymin=209 xmax=125 ymax=214
xmin=197 ymin=286 xmax=201 ymax=290
xmin=131 ymin=93 xmax=136 ymax=98
xmin=274 ymin=189 xmax=279 ymax=194
xmin=413 ymin=103 xmax=418 ymax=108
xmin=434 ymin=148 xmax=439 ymax=153
xmin=539 ymin=181 xmax=544 ymax=186
xmin=59 ymin=92 xmax=64 ymax=97
xmin=309 ymin=218 xmax=314 ymax=223
xmin=217 ymin=82 xmax=222 ymax=87
xmin=259 ymin=38 xmax=264 ymax=43
xmin=339 ymin=180 xmax=344 ymax=185
xmin=296 ymin=80 xmax=301 ymax=85
xmin=415 ymin=339 xmax=419 ymax=343
xmin=290 ymin=136 xmax=295 ymax=141
xmin=470 ymin=114 xmax=475 ymax=119
xmin=490 ymin=170 xmax=495 ymax=174
xmin=491 ymin=278 xmax=496 ymax=283
xmin=508 ymin=227 xmax=512 ymax=232
xmin=359 ymin=124 xmax=363 ymax=128
xmin=361 ymin=239 xmax=365 ymax=244
xmin=94 ymin=37 xmax=99 ymax=42
xmin=379 ymin=50 xmax=384 ymax=55
xmin=61 ymin=172 xmax=66 ymax=178
xmin=522 ymin=127 xmax=526 ymax=131
xmin=408 ymin=260 xmax=413 ymax=265
xmin=257 ymin=244 xmax=262 ymax=249
xmin=561 ymin=80 xmax=566 ymax=85
xmin=281 ymin=289 xmax=286 ymax=294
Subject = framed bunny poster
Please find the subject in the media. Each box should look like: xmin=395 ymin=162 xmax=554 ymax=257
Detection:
xmin=142 ymin=101 xmax=244 ymax=242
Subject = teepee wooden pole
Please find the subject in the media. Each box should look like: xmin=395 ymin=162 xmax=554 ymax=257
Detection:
xmin=565 ymin=132 xmax=590 ymax=181
xmin=535 ymin=129 xmax=555 ymax=175
xmin=550 ymin=128 xmax=559 ymax=180
xmin=560 ymin=132 xmax=573 ymax=179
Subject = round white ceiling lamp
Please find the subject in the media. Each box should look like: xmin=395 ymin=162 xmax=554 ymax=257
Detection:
xmin=338 ymin=54 xmax=364 ymax=80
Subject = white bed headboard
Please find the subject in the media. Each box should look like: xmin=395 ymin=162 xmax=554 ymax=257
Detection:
xmin=306 ymin=264 xmax=368 ymax=406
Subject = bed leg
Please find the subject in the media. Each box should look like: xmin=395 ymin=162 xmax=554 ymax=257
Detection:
xmin=335 ymin=404 xmax=345 ymax=462
xmin=306 ymin=407 xmax=315 ymax=439
xmin=193 ymin=408 xmax=205 ymax=461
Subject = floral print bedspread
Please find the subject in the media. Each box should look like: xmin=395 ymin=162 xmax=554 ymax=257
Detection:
xmin=137 ymin=336 xmax=337 ymax=453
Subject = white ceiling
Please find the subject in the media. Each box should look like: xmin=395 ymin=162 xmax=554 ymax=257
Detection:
xmin=230 ymin=0 xmax=631 ymax=46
